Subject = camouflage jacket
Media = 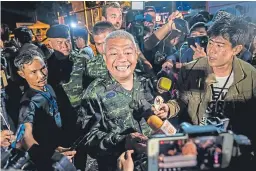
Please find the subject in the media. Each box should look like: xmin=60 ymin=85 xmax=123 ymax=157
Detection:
xmin=85 ymin=54 xmax=108 ymax=79
xmin=77 ymin=73 xmax=155 ymax=170
xmin=61 ymin=51 xmax=88 ymax=107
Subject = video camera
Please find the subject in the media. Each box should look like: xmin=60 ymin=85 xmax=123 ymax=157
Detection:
xmin=125 ymin=2 xmax=153 ymax=51
xmin=148 ymin=121 xmax=253 ymax=171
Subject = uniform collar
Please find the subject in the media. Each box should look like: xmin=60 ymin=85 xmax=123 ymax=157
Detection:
xmin=105 ymin=73 xmax=139 ymax=93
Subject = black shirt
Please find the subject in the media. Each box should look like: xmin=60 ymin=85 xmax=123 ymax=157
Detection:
xmin=47 ymin=51 xmax=79 ymax=146
xmin=19 ymin=85 xmax=63 ymax=151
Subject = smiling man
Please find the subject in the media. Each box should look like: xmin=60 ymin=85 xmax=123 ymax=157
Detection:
xmin=78 ymin=30 xmax=156 ymax=171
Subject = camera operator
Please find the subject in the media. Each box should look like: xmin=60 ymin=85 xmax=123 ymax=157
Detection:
xmin=143 ymin=6 xmax=157 ymax=39
xmin=162 ymin=22 xmax=208 ymax=72
xmin=144 ymin=11 xmax=189 ymax=73
xmin=158 ymin=16 xmax=256 ymax=169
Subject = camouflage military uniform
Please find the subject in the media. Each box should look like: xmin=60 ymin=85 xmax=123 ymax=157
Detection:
xmin=61 ymin=51 xmax=88 ymax=108
xmin=85 ymin=53 xmax=108 ymax=79
xmin=78 ymin=73 xmax=156 ymax=171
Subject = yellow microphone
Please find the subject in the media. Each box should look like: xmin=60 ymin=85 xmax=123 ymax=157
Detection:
xmin=147 ymin=115 xmax=176 ymax=136
xmin=158 ymin=77 xmax=172 ymax=92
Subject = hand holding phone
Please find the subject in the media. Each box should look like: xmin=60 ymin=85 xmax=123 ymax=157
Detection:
xmin=190 ymin=43 xmax=207 ymax=60
xmin=187 ymin=35 xmax=208 ymax=50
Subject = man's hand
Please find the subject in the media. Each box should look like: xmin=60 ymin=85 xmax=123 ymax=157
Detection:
xmin=117 ymin=150 xmax=134 ymax=171
xmin=162 ymin=60 xmax=174 ymax=71
xmin=125 ymin=132 xmax=148 ymax=153
xmin=152 ymin=103 xmax=170 ymax=120
xmin=56 ymin=146 xmax=77 ymax=162
xmin=167 ymin=11 xmax=183 ymax=31
xmin=190 ymin=43 xmax=207 ymax=60
xmin=1 ymin=130 xmax=16 ymax=147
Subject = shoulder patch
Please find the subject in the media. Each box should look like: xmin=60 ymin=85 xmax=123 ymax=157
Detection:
xmin=106 ymin=91 xmax=116 ymax=99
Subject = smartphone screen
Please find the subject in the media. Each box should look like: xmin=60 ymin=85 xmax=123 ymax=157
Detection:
xmin=158 ymin=136 xmax=223 ymax=171
xmin=187 ymin=36 xmax=208 ymax=50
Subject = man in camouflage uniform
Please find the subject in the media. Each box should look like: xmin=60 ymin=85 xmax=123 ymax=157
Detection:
xmin=86 ymin=21 xmax=156 ymax=86
xmin=46 ymin=24 xmax=86 ymax=169
xmin=47 ymin=25 xmax=87 ymax=109
xmin=78 ymin=30 xmax=156 ymax=171
xmin=86 ymin=21 xmax=115 ymax=79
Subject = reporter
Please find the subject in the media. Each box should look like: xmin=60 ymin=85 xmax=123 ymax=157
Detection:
xmin=152 ymin=103 xmax=170 ymax=120
xmin=144 ymin=11 xmax=188 ymax=73
xmin=163 ymin=22 xmax=208 ymax=71
xmin=144 ymin=10 xmax=184 ymax=50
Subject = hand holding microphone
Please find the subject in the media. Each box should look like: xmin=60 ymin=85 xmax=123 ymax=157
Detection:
xmin=152 ymin=96 xmax=170 ymax=120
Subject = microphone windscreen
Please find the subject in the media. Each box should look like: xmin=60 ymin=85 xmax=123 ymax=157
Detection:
xmin=147 ymin=115 xmax=163 ymax=131
xmin=158 ymin=77 xmax=172 ymax=91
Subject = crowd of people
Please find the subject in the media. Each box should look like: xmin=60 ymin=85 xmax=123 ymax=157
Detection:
xmin=1 ymin=2 xmax=256 ymax=171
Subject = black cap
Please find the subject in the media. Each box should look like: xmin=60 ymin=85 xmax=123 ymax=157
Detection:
xmin=46 ymin=24 xmax=70 ymax=38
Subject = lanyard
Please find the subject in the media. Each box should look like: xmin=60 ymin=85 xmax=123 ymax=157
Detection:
xmin=211 ymin=69 xmax=233 ymax=101
xmin=36 ymin=86 xmax=62 ymax=128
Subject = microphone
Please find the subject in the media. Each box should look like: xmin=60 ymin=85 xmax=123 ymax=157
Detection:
xmin=139 ymin=99 xmax=176 ymax=136
xmin=157 ymin=77 xmax=173 ymax=92
xmin=146 ymin=115 xmax=177 ymax=136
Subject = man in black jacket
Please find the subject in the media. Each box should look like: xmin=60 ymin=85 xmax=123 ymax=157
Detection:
xmin=14 ymin=50 xmax=76 ymax=170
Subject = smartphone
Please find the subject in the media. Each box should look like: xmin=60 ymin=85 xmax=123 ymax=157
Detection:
xmin=148 ymin=133 xmax=234 ymax=171
xmin=187 ymin=36 xmax=208 ymax=50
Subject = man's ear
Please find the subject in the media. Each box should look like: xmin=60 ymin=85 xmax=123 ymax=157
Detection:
xmin=102 ymin=16 xmax=106 ymax=21
xmin=232 ymin=45 xmax=243 ymax=56
xmin=48 ymin=39 xmax=53 ymax=49
xmin=17 ymin=70 xmax=25 ymax=79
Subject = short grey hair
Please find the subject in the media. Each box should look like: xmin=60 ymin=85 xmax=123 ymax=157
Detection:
xmin=103 ymin=30 xmax=137 ymax=53
xmin=14 ymin=50 xmax=44 ymax=70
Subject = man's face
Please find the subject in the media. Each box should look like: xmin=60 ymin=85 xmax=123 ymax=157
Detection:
xmin=190 ymin=27 xmax=207 ymax=37
xmin=93 ymin=31 xmax=110 ymax=55
xmin=207 ymin=36 xmax=241 ymax=68
xmin=75 ymin=37 xmax=86 ymax=49
xmin=18 ymin=57 xmax=48 ymax=91
xmin=36 ymin=35 xmax=43 ymax=42
xmin=104 ymin=7 xmax=122 ymax=29
xmin=104 ymin=38 xmax=137 ymax=82
xmin=49 ymin=38 xmax=72 ymax=56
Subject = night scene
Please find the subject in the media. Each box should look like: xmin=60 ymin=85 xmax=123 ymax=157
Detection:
xmin=1 ymin=1 xmax=256 ymax=171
